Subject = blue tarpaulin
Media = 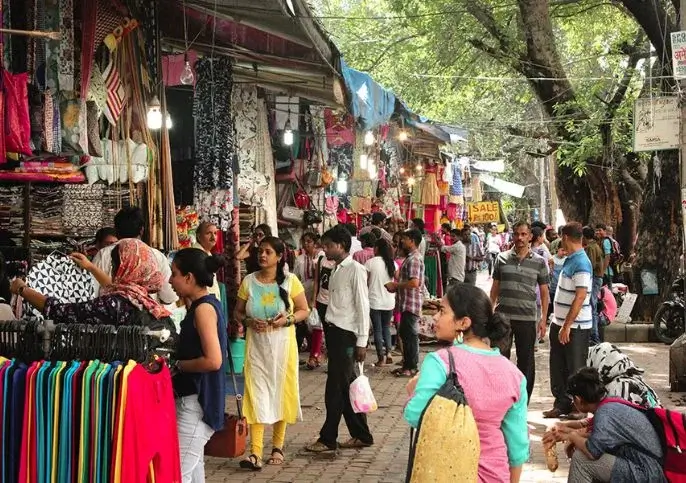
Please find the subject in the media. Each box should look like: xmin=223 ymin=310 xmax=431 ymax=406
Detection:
xmin=340 ymin=58 xmax=396 ymax=131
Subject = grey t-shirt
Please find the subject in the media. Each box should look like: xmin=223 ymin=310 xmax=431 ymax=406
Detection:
xmin=587 ymin=402 xmax=666 ymax=482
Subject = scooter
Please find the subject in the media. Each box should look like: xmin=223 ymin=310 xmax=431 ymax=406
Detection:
xmin=654 ymin=277 xmax=685 ymax=345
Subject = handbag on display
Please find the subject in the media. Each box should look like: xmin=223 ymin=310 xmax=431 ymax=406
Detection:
xmin=303 ymin=209 xmax=323 ymax=226
xmin=204 ymin=339 xmax=248 ymax=458
xmin=282 ymin=206 xmax=305 ymax=224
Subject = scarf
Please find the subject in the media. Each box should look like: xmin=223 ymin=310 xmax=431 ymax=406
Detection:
xmin=101 ymin=238 xmax=171 ymax=319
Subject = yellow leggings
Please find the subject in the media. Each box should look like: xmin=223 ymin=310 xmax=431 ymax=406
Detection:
xmin=250 ymin=421 xmax=287 ymax=458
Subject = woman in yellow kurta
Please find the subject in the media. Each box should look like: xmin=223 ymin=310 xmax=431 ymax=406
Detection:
xmin=234 ymin=236 xmax=310 ymax=470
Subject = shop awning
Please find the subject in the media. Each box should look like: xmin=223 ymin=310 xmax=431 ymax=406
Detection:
xmin=479 ymin=174 xmax=526 ymax=198
xmin=340 ymin=59 xmax=396 ymax=131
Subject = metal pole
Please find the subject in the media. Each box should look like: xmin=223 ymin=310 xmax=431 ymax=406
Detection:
xmin=539 ymin=156 xmax=547 ymax=223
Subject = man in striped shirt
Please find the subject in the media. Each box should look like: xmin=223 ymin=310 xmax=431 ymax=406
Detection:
xmin=543 ymin=222 xmax=592 ymax=420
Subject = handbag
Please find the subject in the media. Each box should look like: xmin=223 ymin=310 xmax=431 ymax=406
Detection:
xmin=204 ymin=339 xmax=248 ymax=458
xmin=303 ymin=209 xmax=323 ymax=226
xmin=282 ymin=206 xmax=305 ymax=224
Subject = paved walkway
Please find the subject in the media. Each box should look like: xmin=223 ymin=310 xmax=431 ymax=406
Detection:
xmin=205 ymin=271 xmax=683 ymax=482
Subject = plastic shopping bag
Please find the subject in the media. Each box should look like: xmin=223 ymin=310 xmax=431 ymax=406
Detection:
xmin=306 ymin=308 xmax=322 ymax=330
xmin=349 ymin=363 xmax=378 ymax=413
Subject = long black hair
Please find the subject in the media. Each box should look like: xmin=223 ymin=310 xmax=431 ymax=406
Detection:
xmin=260 ymin=236 xmax=290 ymax=309
xmin=173 ymin=248 xmax=228 ymax=288
xmin=375 ymin=238 xmax=396 ymax=279
xmin=567 ymin=367 xmax=607 ymax=404
xmin=446 ymin=283 xmax=509 ymax=342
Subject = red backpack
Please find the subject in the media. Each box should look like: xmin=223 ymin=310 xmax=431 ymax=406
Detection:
xmin=599 ymin=397 xmax=686 ymax=482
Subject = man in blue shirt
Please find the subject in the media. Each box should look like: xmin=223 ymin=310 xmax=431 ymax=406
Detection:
xmin=543 ymin=222 xmax=592 ymax=420
xmin=595 ymin=224 xmax=614 ymax=286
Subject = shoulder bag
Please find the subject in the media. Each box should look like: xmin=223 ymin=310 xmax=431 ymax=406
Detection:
xmin=204 ymin=339 xmax=248 ymax=458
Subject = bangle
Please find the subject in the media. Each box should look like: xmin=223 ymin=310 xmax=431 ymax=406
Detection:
xmin=175 ymin=360 xmax=182 ymax=372
xmin=286 ymin=314 xmax=295 ymax=327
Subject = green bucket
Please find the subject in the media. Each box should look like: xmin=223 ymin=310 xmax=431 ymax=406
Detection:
xmin=228 ymin=338 xmax=245 ymax=374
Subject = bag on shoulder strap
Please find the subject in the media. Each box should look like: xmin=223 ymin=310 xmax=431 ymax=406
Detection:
xmin=406 ymin=349 xmax=480 ymax=482
xmin=600 ymin=397 xmax=686 ymax=482
xmin=204 ymin=339 xmax=248 ymax=458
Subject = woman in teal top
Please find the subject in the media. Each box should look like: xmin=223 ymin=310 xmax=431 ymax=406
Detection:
xmin=404 ymin=283 xmax=530 ymax=482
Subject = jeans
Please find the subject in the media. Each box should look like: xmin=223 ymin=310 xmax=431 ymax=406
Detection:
xmin=549 ymin=324 xmax=590 ymax=413
xmin=591 ymin=276 xmax=603 ymax=344
xmin=399 ymin=311 xmax=420 ymax=371
xmin=499 ymin=319 xmax=537 ymax=402
xmin=318 ymin=323 xmax=373 ymax=448
xmin=488 ymin=253 xmax=498 ymax=276
xmin=370 ymin=309 xmax=393 ymax=359
xmin=176 ymin=395 xmax=216 ymax=483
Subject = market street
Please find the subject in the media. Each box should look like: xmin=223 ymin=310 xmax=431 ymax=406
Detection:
xmin=206 ymin=341 xmax=680 ymax=483
xmin=206 ymin=272 xmax=685 ymax=482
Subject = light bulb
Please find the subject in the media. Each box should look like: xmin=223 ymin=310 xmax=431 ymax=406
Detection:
xmin=368 ymin=162 xmax=377 ymax=179
xmin=283 ymin=119 xmax=294 ymax=146
xmin=166 ymin=113 xmax=173 ymax=129
xmin=399 ymin=167 xmax=405 ymax=174
xmin=398 ymin=130 xmax=408 ymax=142
xmin=336 ymin=178 xmax=348 ymax=194
xmin=364 ymin=130 xmax=374 ymax=146
xmin=415 ymin=163 xmax=422 ymax=171
xmin=146 ymin=96 xmax=162 ymax=130
xmin=360 ymin=154 xmax=368 ymax=169
xmin=180 ymin=60 xmax=194 ymax=85
xmin=408 ymin=177 xmax=416 ymax=186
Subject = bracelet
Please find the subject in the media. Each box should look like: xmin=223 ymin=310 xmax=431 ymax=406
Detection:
xmin=286 ymin=314 xmax=295 ymax=327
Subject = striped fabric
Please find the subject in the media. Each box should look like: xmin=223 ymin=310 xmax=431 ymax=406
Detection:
xmin=553 ymin=248 xmax=593 ymax=329
xmin=493 ymin=249 xmax=549 ymax=322
xmin=102 ymin=60 xmax=125 ymax=126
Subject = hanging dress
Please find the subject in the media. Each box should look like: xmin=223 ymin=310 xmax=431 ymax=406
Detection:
xmin=421 ymin=164 xmax=440 ymax=206
xmin=237 ymin=273 xmax=304 ymax=425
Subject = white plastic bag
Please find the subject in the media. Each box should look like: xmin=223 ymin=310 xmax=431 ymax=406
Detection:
xmin=306 ymin=308 xmax=322 ymax=330
xmin=349 ymin=363 xmax=378 ymax=413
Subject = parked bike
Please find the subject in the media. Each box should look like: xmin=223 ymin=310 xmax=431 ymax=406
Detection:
xmin=654 ymin=277 xmax=685 ymax=345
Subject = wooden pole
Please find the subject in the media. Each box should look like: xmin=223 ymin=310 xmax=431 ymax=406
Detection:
xmin=0 ymin=28 xmax=60 ymax=40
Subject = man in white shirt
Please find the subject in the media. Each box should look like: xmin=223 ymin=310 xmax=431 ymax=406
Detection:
xmin=92 ymin=207 xmax=178 ymax=305
xmin=345 ymin=223 xmax=363 ymax=255
xmin=439 ymin=229 xmax=467 ymax=285
xmin=305 ymin=225 xmax=373 ymax=452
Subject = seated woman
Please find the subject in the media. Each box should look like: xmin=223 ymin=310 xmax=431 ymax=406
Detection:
xmin=403 ymin=283 xmax=529 ymax=482
xmin=10 ymin=238 xmax=171 ymax=325
xmin=546 ymin=367 xmax=665 ymax=483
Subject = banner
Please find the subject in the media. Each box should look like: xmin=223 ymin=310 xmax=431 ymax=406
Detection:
xmin=467 ymin=201 xmax=500 ymax=224
xmin=672 ymin=31 xmax=686 ymax=79
xmin=633 ymin=97 xmax=679 ymax=152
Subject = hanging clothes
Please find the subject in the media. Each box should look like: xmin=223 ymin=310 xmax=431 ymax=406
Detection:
xmin=254 ymin=100 xmax=278 ymax=235
xmin=421 ymin=164 xmax=440 ymax=206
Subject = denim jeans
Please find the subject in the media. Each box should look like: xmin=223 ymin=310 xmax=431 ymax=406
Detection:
xmin=370 ymin=309 xmax=393 ymax=359
xmin=176 ymin=395 xmax=216 ymax=483
xmin=591 ymin=276 xmax=603 ymax=344
xmin=399 ymin=311 xmax=420 ymax=371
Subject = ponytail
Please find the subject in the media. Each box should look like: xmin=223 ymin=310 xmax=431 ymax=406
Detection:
xmin=276 ymin=257 xmax=290 ymax=310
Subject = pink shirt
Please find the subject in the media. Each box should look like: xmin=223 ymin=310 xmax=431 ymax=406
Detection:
xmin=352 ymin=247 xmax=375 ymax=266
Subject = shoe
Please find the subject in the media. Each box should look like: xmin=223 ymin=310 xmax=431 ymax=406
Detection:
xmin=561 ymin=411 xmax=588 ymax=421
xmin=304 ymin=441 xmax=336 ymax=453
xmin=542 ymin=407 xmax=565 ymax=419
xmin=339 ymin=437 xmax=373 ymax=449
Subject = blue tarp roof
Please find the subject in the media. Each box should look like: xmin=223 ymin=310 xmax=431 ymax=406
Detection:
xmin=339 ymin=58 xmax=396 ymax=131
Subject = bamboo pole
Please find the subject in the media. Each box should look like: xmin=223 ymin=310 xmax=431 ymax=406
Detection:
xmin=0 ymin=28 xmax=60 ymax=40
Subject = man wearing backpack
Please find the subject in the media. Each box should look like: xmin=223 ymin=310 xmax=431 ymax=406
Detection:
xmin=595 ymin=224 xmax=621 ymax=286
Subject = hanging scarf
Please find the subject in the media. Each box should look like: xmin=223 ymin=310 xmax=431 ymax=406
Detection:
xmin=100 ymin=238 xmax=171 ymax=319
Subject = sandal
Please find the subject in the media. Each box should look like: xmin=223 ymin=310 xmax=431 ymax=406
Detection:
xmin=304 ymin=441 xmax=336 ymax=453
xmin=305 ymin=356 xmax=320 ymax=370
xmin=267 ymin=447 xmax=285 ymax=465
xmin=394 ymin=369 xmax=417 ymax=378
xmin=239 ymin=454 xmax=263 ymax=471
xmin=339 ymin=437 xmax=373 ymax=449
xmin=385 ymin=356 xmax=393 ymax=364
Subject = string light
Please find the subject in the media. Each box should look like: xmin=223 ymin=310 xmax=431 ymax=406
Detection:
xmin=336 ymin=177 xmax=348 ymax=194
xmin=146 ymin=96 xmax=162 ymax=130
xmin=364 ymin=130 xmax=375 ymax=146
xmin=283 ymin=119 xmax=294 ymax=146
xmin=180 ymin=61 xmax=194 ymax=85
xmin=398 ymin=130 xmax=408 ymax=142
xmin=399 ymin=167 xmax=405 ymax=174
xmin=415 ymin=163 xmax=422 ymax=171
xmin=407 ymin=177 xmax=416 ymax=186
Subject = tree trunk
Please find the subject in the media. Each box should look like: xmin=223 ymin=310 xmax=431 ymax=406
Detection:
xmin=632 ymin=151 xmax=682 ymax=319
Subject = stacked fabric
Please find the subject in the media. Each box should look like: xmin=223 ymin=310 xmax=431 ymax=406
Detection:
xmin=30 ymin=185 xmax=65 ymax=237
xmin=0 ymin=157 xmax=86 ymax=183
xmin=62 ymin=184 xmax=105 ymax=236
xmin=0 ymin=186 xmax=25 ymax=245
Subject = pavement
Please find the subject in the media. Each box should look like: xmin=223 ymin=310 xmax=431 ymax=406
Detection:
xmin=204 ymin=271 xmax=685 ymax=482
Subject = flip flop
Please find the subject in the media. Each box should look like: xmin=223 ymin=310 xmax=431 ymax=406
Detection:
xmin=339 ymin=437 xmax=373 ymax=449
xmin=304 ymin=441 xmax=336 ymax=453
xmin=394 ymin=369 xmax=417 ymax=378
xmin=239 ymin=454 xmax=263 ymax=471
xmin=267 ymin=448 xmax=285 ymax=465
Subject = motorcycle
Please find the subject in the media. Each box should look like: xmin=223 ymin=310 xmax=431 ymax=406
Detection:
xmin=654 ymin=277 xmax=685 ymax=345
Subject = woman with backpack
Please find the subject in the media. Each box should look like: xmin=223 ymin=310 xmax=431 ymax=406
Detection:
xmin=403 ymin=283 xmax=529 ymax=482
xmin=546 ymin=367 xmax=666 ymax=482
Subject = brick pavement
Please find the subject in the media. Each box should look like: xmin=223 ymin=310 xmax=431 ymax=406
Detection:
xmin=206 ymin=271 xmax=684 ymax=482
xmin=205 ymin=340 xmax=682 ymax=483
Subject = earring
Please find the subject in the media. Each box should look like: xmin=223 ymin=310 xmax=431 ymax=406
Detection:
xmin=456 ymin=330 xmax=464 ymax=344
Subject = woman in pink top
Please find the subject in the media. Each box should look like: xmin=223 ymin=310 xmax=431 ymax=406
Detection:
xmin=404 ymin=283 xmax=530 ymax=482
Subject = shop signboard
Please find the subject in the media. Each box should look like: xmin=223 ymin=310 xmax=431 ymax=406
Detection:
xmin=633 ymin=97 xmax=680 ymax=152
xmin=672 ymin=31 xmax=686 ymax=80
xmin=467 ymin=201 xmax=500 ymax=224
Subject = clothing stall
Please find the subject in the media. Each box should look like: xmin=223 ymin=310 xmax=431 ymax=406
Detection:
xmin=0 ymin=320 xmax=178 ymax=482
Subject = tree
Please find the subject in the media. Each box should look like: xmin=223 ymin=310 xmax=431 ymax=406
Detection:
xmin=319 ymin=0 xmax=682 ymax=316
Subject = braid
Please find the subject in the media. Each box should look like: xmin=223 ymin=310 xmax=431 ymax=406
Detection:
xmin=276 ymin=258 xmax=290 ymax=310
